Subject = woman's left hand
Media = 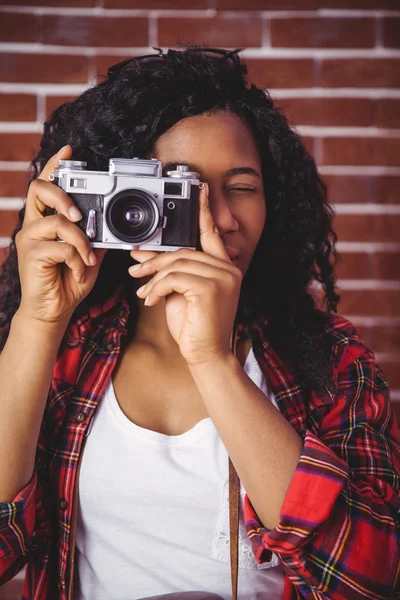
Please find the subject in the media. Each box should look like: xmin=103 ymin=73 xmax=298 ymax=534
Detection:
xmin=129 ymin=183 xmax=242 ymax=366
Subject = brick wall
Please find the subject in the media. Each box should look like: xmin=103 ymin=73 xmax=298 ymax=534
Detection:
xmin=1 ymin=4 xmax=400 ymax=383
xmin=0 ymin=4 xmax=399 ymax=597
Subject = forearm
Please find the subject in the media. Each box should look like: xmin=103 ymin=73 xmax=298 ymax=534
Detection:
xmin=189 ymin=353 xmax=303 ymax=530
xmin=0 ymin=310 xmax=68 ymax=502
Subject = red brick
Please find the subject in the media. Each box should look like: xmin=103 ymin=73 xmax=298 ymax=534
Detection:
xmin=302 ymin=136 xmax=315 ymax=158
xmin=104 ymin=0 xmax=207 ymax=6
xmin=379 ymin=361 xmax=400 ymax=389
xmin=321 ymin=0 xmax=399 ymax=7
xmin=0 ymin=172 xmax=30 ymax=197
xmin=370 ymin=325 xmax=400 ymax=353
xmin=324 ymin=175 xmax=400 ymax=205
xmin=0 ymin=54 xmax=88 ymax=84
xmin=371 ymin=253 xmax=400 ymax=280
xmin=45 ymin=95 xmax=79 ymax=119
xmin=271 ymin=18 xmax=375 ymax=49
xmin=339 ymin=289 xmax=400 ymax=317
xmin=0 ymin=133 xmax=41 ymax=162
xmin=0 ymin=12 xmax=37 ymax=43
xmin=94 ymin=55 xmax=132 ymax=82
xmin=321 ymin=59 xmax=400 ymax=88
xmin=0 ymin=246 xmax=10 ymax=268
xmin=335 ymin=252 xmax=371 ymax=280
xmin=158 ymin=17 xmax=262 ymax=48
xmin=5 ymin=0 xmax=94 ymax=5
xmin=41 ymin=15 xmax=148 ymax=47
xmin=353 ymin=323 xmax=372 ymax=347
xmin=216 ymin=0 xmax=317 ymax=8
xmin=322 ymin=138 xmax=400 ymax=167
xmin=245 ymin=59 xmax=314 ymax=89
xmin=383 ymin=18 xmax=400 ymax=48
xmin=334 ymin=214 xmax=400 ymax=243
xmin=375 ymin=99 xmax=400 ymax=129
xmin=0 ymin=94 xmax=37 ymax=121
xmin=278 ymin=98 xmax=372 ymax=127
xmin=0 ymin=210 xmax=20 ymax=237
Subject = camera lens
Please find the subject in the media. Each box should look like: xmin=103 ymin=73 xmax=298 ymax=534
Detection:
xmin=106 ymin=190 xmax=159 ymax=243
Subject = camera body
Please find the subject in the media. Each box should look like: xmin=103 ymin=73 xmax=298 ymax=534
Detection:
xmin=52 ymin=158 xmax=200 ymax=251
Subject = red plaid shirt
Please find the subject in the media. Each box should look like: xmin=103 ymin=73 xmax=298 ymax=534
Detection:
xmin=1 ymin=288 xmax=399 ymax=600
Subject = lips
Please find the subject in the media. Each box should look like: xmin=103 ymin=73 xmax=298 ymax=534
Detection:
xmin=224 ymin=245 xmax=240 ymax=260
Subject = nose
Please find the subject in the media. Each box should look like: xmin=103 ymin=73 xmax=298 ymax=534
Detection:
xmin=208 ymin=188 xmax=239 ymax=236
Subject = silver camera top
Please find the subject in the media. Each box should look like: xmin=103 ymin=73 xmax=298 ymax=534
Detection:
xmin=58 ymin=158 xmax=200 ymax=180
xmin=58 ymin=160 xmax=87 ymax=170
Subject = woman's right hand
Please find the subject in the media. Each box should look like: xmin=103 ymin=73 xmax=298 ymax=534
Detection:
xmin=15 ymin=145 xmax=107 ymax=327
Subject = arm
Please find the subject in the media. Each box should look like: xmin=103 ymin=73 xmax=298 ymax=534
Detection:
xmin=0 ymin=145 xmax=105 ymax=580
xmin=188 ymin=353 xmax=303 ymax=531
xmin=0 ymin=312 xmax=67 ymax=582
xmin=193 ymin=346 xmax=400 ymax=599
xmin=0 ymin=312 xmax=68 ymax=502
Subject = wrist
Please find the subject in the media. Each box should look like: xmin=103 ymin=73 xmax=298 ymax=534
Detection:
xmin=187 ymin=351 xmax=240 ymax=375
xmin=12 ymin=308 xmax=71 ymax=340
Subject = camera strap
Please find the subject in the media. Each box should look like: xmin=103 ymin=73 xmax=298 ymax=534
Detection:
xmin=228 ymin=324 xmax=240 ymax=600
xmin=229 ymin=457 xmax=240 ymax=600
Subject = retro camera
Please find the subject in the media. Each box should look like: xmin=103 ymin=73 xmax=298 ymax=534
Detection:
xmin=51 ymin=158 xmax=200 ymax=251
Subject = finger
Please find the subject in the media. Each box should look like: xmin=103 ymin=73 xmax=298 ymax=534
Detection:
xmin=37 ymin=144 xmax=72 ymax=183
xmin=31 ymin=240 xmax=87 ymax=284
xmin=128 ymin=248 xmax=237 ymax=279
xmin=22 ymin=213 xmax=96 ymax=267
xmin=24 ymin=177 xmax=83 ymax=226
xmin=198 ymin=182 xmax=230 ymax=262
xmin=129 ymin=249 xmax=159 ymax=265
xmin=140 ymin=272 xmax=217 ymax=306
xmin=134 ymin=259 xmax=239 ymax=300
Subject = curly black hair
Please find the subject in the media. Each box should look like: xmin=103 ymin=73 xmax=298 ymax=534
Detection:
xmin=0 ymin=46 xmax=339 ymax=392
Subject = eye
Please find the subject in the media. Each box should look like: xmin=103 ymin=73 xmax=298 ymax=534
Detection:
xmin=227 ymin=187 xmax=256 ymax=193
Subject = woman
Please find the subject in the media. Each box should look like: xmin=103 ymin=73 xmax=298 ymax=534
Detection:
xmin=0 ymin=47 xmax=399 ymax=600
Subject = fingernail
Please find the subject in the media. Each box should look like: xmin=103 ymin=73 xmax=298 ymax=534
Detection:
xmin=88 ymin=251 xmax=97 ymax=266
xmin=144 ymin=296 xmax=150 ymax=306
xmin=136 ymin=285 xmax=146 ymax=296
xmin=129 ymin=264 xmax=141 ymax=274
xmin=69 ymin=206 xmax=83 ymax=221
xmin=57 ymin=145 xmax=69 ymax=155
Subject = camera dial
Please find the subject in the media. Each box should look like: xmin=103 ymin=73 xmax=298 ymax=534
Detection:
xmin=58 ymin=160 xmax=87 ymax=170
xmin=167 ymin=165 xmax=200 ymax=179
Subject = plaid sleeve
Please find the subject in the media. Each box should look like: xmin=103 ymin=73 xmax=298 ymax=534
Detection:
xmin=0 ymin=474 xmax=37 ymax=584
xmin=245 ymin=347 xmax=400 ymax=600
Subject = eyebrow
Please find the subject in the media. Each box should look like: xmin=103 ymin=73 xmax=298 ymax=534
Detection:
xmin=162 ymin=162 xmax=261 ymax=180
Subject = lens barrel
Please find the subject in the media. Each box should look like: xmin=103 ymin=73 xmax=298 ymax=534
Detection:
xmin=106 ymin=190 xmax=159 ymax=243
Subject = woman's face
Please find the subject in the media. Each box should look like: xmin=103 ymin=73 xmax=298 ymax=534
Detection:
xmin=152 ymin=111 xmax=266 ymax=276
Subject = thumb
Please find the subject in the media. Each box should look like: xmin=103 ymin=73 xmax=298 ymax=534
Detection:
xmin=38 ymin=144 xmax=72 ymax=182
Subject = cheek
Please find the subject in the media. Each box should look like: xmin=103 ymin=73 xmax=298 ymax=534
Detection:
xmin=246 ymin=202 xmax=266 ymax=245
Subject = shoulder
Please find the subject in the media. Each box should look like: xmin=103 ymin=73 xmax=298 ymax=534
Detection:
xmin=255 ymin=311 xmax=376 ymax=378
xmin=324 ymin=313 xmax=376 ymax=376
xmin=53 ymin=287 xmax=130 ymax=384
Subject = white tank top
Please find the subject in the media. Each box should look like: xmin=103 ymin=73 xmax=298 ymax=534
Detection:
xmin=74 ymin=348 xmax=285 ymax=600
